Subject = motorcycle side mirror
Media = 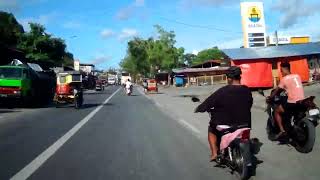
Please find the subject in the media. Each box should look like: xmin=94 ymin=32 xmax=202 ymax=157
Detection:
xmin=191 ymin=97 xmax=200 ymax=102
xmin=258 ymin=89 xmax=265 ymax=97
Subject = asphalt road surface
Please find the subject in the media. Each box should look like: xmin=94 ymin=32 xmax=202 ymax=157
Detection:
xmin=0 ymin=86 xmax=235 ymax=180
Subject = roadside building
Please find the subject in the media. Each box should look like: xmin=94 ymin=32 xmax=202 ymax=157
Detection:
xmin=79 ymin=63 xmax=95 ymax=75
xmin=172 ymin=60 xmax=229 ymax=87
xmin=222 ymin=42 xmax=320 ymax=88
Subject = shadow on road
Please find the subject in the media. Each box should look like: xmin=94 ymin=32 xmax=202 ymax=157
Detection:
xmin=250 ymin=138 xmax=264 ymax=177
xmin=81 ymin=103 xmax=114 ymax=109
xmin=0 ymin=109 xmax=21 ymax=114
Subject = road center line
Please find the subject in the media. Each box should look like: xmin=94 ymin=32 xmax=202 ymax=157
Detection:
xmin=10 ymin=87 xmax=121 ymax=180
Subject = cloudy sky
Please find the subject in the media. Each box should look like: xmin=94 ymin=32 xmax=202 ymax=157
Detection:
xmin=1 ymin=0 xmax=320 ymax=69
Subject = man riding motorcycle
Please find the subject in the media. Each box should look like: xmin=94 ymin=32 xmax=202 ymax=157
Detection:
xmin=125 ymin=79 xmax=133 ymax=94
xmin=195 ymin=66 xmax=253 ymax=162
xmin=268 ymin=62 xmax=305 ymax=139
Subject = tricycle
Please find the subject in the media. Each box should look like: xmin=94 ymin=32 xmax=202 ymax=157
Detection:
xmin=145 ymin=79 xmax=158 ymax=94
xmin=54 ymin=71 xmax=83 ymax=109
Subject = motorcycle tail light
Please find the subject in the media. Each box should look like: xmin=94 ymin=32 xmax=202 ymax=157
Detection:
xmin=241 ymin=130 xmax=250 ymax=140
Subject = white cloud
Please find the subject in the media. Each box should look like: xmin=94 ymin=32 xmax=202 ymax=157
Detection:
xmin=217 ymin=37 xmax=243 ymax=49
xmin=180 ymin=0 xmax=238 ymax=8
xmin=116 ymin=6 xmax=134 ymax=20
xmin=272 ymin=0 xmax=320 ymax=28
xmin=90 ymin=54 xmax=112 ymax=65
xmin=118 ymin=28 xmax=138 ymax=40
xmin=275 ymin=14 xmax=320 ymax=42
xmin=192 ymin=50 xmax=199 ymax=55
xmin=101 ymin=29 xmax=115 ymax=39
xmin=115 ymin=0 xmax=145 ymax=20
xmin=63 ymin=21 xmax=82 ymax=29
xmin=135 ymin=0 xmax=145 ymax=7
xmin=18 ymin=12 xmax=57 ymax=31
xmin=0 ymin=0 xmax=19 ymax=12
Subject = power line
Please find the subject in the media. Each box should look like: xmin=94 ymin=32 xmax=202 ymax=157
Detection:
xmin=158 ymin=16 xmax=243 ymax=34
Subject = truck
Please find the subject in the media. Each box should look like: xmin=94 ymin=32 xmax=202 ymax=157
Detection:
xmin=108 ymin=74 xmax=117 ymax=85
xmin=0 ymin=64 xmax=55 ymax=106
xmin=121 ymin=72 xmax=131 ymax=86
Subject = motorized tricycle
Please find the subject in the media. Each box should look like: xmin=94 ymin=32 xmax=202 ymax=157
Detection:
xmin=54 ymin=71 xmax=83 ymax=109
xmin=145 ymin=79 xmax=158 ymax=94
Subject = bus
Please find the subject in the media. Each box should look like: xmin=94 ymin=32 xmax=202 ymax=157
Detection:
xmin=121 ymin=72 xmax=131 ymax=85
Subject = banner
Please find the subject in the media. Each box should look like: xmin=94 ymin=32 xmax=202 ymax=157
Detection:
xmin=232 ymin=60 xmax=273 ymax=88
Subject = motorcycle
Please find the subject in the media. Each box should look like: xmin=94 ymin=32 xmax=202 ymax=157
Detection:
xmin=126 ymin=85 xmax=133 ymax=96
xmin=74 ymin=88 xmax=83 ymax=109
xmin=192 ymin=97 xmax=253 ymax=180
xmin=258 ymin=90 xmax=319 ymax=153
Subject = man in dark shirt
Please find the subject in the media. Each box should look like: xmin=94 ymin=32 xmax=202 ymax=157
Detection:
xmin=195 ymin=66 xmax=253 ymax=161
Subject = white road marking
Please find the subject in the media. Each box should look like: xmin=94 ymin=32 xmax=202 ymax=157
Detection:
xmin=154 ymin=101 xmax=163 ymax=108
xmin=10 ymin=88 xmax=121 ymax=180
xmin=178 ymin=119 xmax=200 ymax=134
xmin=137 ymin=87 xmax=200 ymax=134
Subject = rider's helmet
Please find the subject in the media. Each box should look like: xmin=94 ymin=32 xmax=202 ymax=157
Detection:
xmin=226 ymin=66 xmax=242 ymax=80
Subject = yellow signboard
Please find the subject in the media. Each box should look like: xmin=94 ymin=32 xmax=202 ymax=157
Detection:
xmin=290 ymin=37 xmax=310 ymax=44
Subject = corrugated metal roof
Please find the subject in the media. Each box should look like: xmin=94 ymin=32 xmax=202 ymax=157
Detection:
xmin=172 ymin=67 xmax=229 ymax=74
xmin=222 ymin=42 xmax=320 ymax=60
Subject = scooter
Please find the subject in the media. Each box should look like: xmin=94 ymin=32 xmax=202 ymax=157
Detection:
xmin=258 ymin=90 xmax=319 ymax=153
xmin=126 ymin=85 xmax=133 ymax=96
xmin=192 ymin=97 xmax=253 ymax=180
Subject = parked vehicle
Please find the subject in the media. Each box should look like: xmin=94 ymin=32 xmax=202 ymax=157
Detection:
xmin=191 ymin=97 xmax=253 ymax=180
xmin=95 ymin=79 xmax=104 ymax=91
xmin=145 ymin=79 xmax=158 ymax=94
xmin=259 ymin=90 xmax=319 ymax=153
xmin=108 ymin=77 xmax=116 ymax=85
xmin=54 ymin=71 xmax=83 ymax=109
xmin=0 ymin=64 xmax=55 ymax=106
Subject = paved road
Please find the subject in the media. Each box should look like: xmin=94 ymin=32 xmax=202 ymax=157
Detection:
xmin=0 ymin=86 xmax=234 ymax=180
xmin=139 ymin=84 xmax=320 ymax=180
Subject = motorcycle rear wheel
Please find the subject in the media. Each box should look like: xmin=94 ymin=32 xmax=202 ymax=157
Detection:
xmin=233 ymin=146 xmax=251 ymax=180
xmin=294 ymin=119 xmax=315 ymax=153
xmin=266 ymin=117 xmax=280 ymax=141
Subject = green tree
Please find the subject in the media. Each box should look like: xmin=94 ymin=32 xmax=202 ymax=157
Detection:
xmin=63 ymin=52 xmax=74 ymax=67
xmin=18 ymin=23 xmax=68 ymax=66
xmin=192 ymin=47 xmax=224 ymax=65
xmin=183 ymin=53 xmax=197 ymax=67
xmin=120 ymin=25 xmax=185 ymax=77
xmin=0 ymin=11 xmax=24 ymax=47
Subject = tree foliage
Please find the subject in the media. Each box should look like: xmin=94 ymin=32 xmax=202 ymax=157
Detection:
xmin=120 ymin=25 xmax=185 ymax=78
xmin=18 ymin=23 xmax=68 ymax=66
xmin=0 ymin=11 xmax=74 ymax=67
xmin=0 ymin=11 xmax=24 ymax=47
xmin=192 ymin=47 xmax=224 ymax=65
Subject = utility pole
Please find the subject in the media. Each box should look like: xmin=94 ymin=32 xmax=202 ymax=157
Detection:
xmin=275 ymin=30 xmax=279 ymax=46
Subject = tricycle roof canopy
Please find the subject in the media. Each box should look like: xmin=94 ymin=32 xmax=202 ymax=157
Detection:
xmin=222 ymin=42 xmax=320 ymax=60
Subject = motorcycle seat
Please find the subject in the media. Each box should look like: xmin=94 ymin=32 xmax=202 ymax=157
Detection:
xmin=296 ymin=96 xmax=316 ymax=109
xmin=216 ymin=124 xmax=249 ymax=135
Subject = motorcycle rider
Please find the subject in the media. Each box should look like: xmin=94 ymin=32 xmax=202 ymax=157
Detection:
xmin=195 ymin=66 xmax=253 ymax=162
xmin=268 ymin=62 xmax=305 ymax=139
xmin=125 ymin=79 xmax=132 ymax=93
